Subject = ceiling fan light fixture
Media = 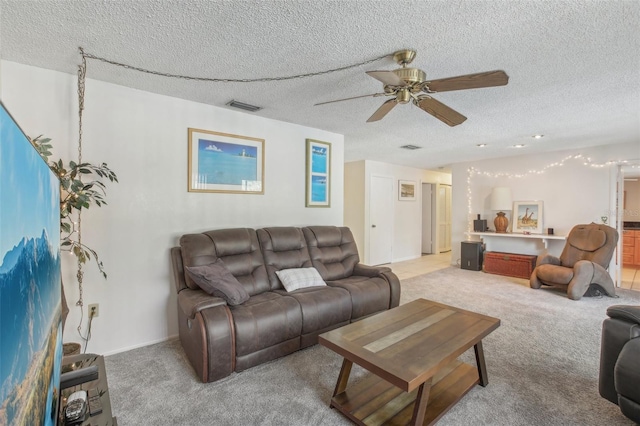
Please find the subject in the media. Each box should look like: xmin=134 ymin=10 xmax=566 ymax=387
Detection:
xmin=226 ymin=100 xmax=262 ymax=112
xmin=400 ymin=144 xmax=422 ymax=150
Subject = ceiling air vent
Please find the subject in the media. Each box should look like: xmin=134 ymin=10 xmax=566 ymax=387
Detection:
xmin=226 ymin=100 xmax=262 ymax=112
xmin=400 ymin=145 xmax=422 ymax=150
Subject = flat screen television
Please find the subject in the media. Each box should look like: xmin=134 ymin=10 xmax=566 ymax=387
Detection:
xmin=0 ymin=101 xmax=63 ymax=425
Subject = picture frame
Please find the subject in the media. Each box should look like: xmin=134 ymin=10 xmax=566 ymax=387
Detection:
xmin=398 ymin=180 xmax=417 ymax=201
xmin=305 ymin=139 xmax=331 ymax=207
xmin=188 ymin=128 xmax=264 ymax=194
xmin=512 ymin=200 xmax=544 ymax=234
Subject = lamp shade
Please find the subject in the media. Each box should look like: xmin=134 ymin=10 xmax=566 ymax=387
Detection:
xmin=490 ymin=187 xmax=512 ymax=211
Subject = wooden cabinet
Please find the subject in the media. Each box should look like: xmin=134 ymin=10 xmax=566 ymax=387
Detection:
xmin=623 ymin=230 xmax=640 ymax=266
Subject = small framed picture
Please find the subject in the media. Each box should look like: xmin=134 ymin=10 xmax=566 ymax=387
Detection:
xmin=512 ymin=200 xmax=544 ymax=234
xmin=305 ymin=139 xmax=331 ymax=207
xmin=398 ymin=180 xmax=416 ymax=201
xmin=188 ymin=128 xmax=264 ymax=194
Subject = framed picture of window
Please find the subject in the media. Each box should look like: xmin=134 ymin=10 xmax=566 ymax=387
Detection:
xmin=305 ymin=139 xmax=331 ymax=207
xmin=512 ymin=200 xmax=544 ymax=234
xmin=398 ymin=180 xmax=417 ymax=201
xmin=188 ymin=128 xmax=264 ymax=194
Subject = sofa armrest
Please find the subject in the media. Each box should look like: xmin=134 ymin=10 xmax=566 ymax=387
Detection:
xmin=380 ymin=270 xmax=401 ymax=308
xmin=353 ymin=263 xmax=391 ymax=277
xmin=608 ymin=305 xmax=640 ymax=326
xmin=615 ymin=338 xmax=640 ymax=422
xmin=178 ymin=288 xmax=227 ymax=320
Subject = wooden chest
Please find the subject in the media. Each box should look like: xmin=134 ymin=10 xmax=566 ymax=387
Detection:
xmin=483 ymin=251 xmax=537 ymax=279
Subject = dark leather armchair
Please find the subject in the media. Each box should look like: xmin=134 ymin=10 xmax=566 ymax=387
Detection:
xmin=530 ymin=223 xmax=618 ymax=300
xmin=599 ymin=305 xmax=640 ymax=423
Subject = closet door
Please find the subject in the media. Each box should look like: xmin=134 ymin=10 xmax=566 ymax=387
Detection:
xmin=438 ymin=184 xmax=452 ymax=252
xmin=369 ymin=175 xmax=394 ymax=265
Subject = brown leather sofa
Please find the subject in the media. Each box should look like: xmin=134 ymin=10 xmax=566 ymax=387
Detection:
xmin=170 ymin=226 xmax=401 ymax=382
xmin=599 ymin=305 xmax=640 ymax=423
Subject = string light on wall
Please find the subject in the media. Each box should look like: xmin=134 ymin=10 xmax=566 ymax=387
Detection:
xmin=466 ymin=155 xmax=640 ymax=234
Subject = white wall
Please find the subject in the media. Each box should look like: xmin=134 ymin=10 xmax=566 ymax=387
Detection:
xmin=450 ymin=141 xmax=639 ymax=264
xmin=344 ymin=160 xmax=365 ymax=254
xmin=344 ymin=160 xmax=451 ymax=264
xmin=1 ymin=61 xmax=345 ymax=355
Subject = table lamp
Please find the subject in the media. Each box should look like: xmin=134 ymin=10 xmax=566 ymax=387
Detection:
xmin=490 ymin=187 xmax=512 ymax=233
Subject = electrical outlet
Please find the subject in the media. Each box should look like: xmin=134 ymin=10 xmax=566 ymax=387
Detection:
xmin=88 ymin=303 xmax=99 ymax=318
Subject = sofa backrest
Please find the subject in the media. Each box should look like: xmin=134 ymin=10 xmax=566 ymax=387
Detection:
xmin=257 ymin=227 xmax=313 ymax=290
xmin=179 ymin=228 xmax=270 ymax=296
xmin=560 ymin=223 xmax=618 ymax=268
xmin=302 ymin=226 xmax=359 ymax=281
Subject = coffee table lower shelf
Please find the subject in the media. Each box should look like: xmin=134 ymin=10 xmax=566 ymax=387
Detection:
xmin=330 ymin=359 xmax=479 ymax=426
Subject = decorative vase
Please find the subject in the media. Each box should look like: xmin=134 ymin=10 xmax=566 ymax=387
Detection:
xmin=494 ymin=212 xmax=509 ymax=233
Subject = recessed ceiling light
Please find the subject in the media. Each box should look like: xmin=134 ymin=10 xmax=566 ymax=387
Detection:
xmin=400 ymin=145 xmax=422 ymax=150
xmin=512 ymin=144 xmax=526 ymax=148
xmin=476 ymin=144 xmax=487 ymax=147
xmin=532 ymin=134 xmax=544 ymax=139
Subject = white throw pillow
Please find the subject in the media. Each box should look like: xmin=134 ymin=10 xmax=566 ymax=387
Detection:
xmin=276 ymin=267 xmax=326 ymax=292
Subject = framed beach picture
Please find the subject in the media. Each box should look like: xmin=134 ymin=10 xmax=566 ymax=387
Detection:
xmin=305 ymin=139 xmax=331 ymax=207
xmin=188 ymin=128 xmax=264 ymax=194
xmin=398 ymin=180 xmax=417 ymax=201
xmin=513 ymin=200 xmax=544 ymax=234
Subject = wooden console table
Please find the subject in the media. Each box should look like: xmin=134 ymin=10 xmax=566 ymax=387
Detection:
xmin=59 ymin=353 xmax=117 ymax=425
xmin=466 ymin=232 xmax=566 ymax=257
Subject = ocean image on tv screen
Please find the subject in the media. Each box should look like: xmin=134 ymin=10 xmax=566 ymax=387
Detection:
xmin=0 ymin=104 xmax=62 ymax=425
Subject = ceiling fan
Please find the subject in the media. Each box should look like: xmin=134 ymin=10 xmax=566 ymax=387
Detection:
xmin=315 ymin=49 xmax=509 ymax=126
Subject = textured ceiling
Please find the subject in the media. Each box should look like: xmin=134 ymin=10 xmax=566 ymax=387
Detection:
xmin=1 ymin=0 xmax=639 ymax=171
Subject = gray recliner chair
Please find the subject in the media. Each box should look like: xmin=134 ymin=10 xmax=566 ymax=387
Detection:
xmin=599 ymin=305 xmax=640 ymax=423
xmin=529 ymin=223 xmax=618 ymax=300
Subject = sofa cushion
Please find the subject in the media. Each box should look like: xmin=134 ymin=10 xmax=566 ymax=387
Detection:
xmin=185 ymin=260 xmax=250 ymax=306
xmin=276 ymin=267 xmax=326 ymax=292
xmin=274 ymin=286 xmax=351 ymax=335
xmin=302 ymin=226 xmax=359 ymax=280
xmin=257 ymin=227 xmax=313 ymax=290
xmin=230 ymin=292 xmax=302 ymax=357
xmin=328 ymin=275 xmax=391 ymax=319
xmin=203 ymin=228 xmax=270 ymax=296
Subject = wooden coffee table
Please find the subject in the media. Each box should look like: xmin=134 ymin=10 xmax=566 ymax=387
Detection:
xmin=318 ymin=298 xmax=500 ymax=425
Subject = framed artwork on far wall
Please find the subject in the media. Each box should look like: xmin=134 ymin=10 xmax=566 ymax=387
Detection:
xmin=305 ymin=139 xmax=331 ymax=207
xmin=398 ymin=180 xmax=417 ymax=201
xmin=513 ymin=200 xmax=544 ymax=234
xmin=188 ymin=128 xmax=265 ymax=194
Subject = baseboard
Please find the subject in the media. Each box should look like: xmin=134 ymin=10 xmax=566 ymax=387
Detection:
xmin=102 ymin=334 xmax=179 ymax=357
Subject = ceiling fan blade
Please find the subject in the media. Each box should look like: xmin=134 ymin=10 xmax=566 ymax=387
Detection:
xmin=366 ymin=70 xmax=407 ymax=87
xmin=314 ymin=93 xmax=384 ymax=106
xmin=425 ymin=70 xmax=509 ymax=93
xmin=417 ymin=96 xmax=467 ymax=127
xmin=367 ymin=98 xmax=398 ymax=122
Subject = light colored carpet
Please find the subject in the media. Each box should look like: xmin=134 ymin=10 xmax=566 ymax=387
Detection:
xmin=105 ymin=267 xmax=640 ymax=425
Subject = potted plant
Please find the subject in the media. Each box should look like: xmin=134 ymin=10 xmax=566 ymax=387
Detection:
xmin=30 ymin=135 xmax=117 ymax=346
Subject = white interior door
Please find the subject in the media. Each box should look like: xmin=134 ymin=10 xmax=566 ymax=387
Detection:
xmin=422 ymin=183 xmax=433 ymax=254
xmin=369 ymin=175 xmax=393 ymax=265
xmin=438 ymin=184 xmax=452 ymax=253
